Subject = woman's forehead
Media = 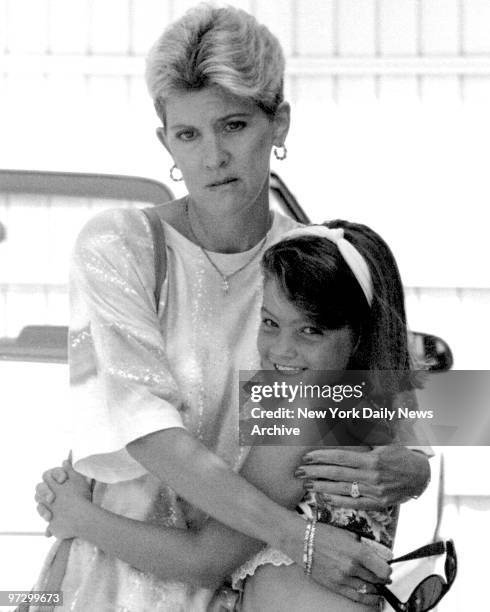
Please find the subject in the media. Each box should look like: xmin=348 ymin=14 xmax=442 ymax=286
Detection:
xmin=165 ymin=86 xmax=259 ymax=127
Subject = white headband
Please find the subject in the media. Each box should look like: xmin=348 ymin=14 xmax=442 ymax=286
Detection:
xmin=281 ymin=226 xmax=373 ymax=306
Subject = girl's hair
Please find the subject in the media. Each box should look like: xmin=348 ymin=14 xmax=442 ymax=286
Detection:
xmin=145 ymin=3 xmax=285 ymax=125
xmin=262 ymin=220 xmax=418 ymax=396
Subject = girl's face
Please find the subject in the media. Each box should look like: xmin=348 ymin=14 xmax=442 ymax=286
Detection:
xmin=258 ymin=278 xmax=355 ymax=375
xmin=158 ymin=86 xmax=289 ymax=216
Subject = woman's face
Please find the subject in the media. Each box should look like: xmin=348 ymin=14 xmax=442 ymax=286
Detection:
xmin=159 ymin=86 xmax=289 ymax=215
xmin=258 ymin=278 xmax=355 ymax=374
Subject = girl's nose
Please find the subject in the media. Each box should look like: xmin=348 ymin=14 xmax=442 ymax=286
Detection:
xmin=269 ymin=333 xmax=297 ymax=362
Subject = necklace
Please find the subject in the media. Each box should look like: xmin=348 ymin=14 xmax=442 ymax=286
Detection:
xmin=185 ymin=199 xmax=269 ymax=295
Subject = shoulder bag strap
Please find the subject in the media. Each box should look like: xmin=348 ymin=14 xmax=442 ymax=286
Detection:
xmin=141 ymin=206 xmax=167 ymax=310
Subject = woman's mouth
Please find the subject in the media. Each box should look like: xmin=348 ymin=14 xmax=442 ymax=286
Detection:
xmin=207 ymin=178 xmax=238 ymax=189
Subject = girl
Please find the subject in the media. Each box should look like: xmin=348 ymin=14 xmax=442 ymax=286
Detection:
xmin=233 ymin=220 xmax=424 ymax=611
xmin=38 ymin=220 xmax=425 ymax=611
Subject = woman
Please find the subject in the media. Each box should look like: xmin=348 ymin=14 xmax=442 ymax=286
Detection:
xmin=34 ymin=5 xmax=430 ymax=611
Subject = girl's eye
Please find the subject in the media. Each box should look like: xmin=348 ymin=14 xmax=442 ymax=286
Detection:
xmin=176 ymin=129 xmax=197 ymax=142
xmin=224 ymin=120 xmax=246 ymax=133
xmin=261 ymin=317 xmax=278 ymax=329
xmin=301 ymin=326 xmax=323 ymax=337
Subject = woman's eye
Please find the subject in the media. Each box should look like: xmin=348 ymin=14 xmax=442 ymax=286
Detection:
xmin=224 ymin=121 xmax=246 ymax=133
xmin=176 ymin=130 xmax=196 ymax=141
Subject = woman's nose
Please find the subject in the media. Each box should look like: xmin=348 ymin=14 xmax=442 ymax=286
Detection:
xmin=203 ymin=135 xmax=229 ymax=169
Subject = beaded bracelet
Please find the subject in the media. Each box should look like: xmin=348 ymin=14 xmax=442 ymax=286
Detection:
xmin=303 ymin=515 xmax=318 ymax=577
xmin=306 ymin=517 xmax=317 ymax=576
xmin=303 ymin=520 xmax=312 ymax=570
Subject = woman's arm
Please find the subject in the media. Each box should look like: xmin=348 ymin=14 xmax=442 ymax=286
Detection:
xmin=292 ymin=390 xmax=432 ymax=509
xmin=125 ymin=428 xmax=302 ymax=554
xmin=294 ymin=445 xmax=431 ymax=509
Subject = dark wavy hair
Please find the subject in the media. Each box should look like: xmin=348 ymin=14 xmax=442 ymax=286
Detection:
xmin=261 ymin=220 xmax=419 ymax=396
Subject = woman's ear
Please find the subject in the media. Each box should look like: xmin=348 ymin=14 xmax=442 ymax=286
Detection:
xmin=272 ymin=101 xmax=291 ymax=147
xmin=156 ymin=127 xmax=170 ymax=154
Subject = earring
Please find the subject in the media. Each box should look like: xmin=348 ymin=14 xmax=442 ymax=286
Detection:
xmin=273 ymin=145 xmax=287 ymax=160
xmin=169 ymin=164 xmax=184 ymax=182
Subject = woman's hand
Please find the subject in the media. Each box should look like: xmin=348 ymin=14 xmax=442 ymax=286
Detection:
xmin=295 ymin=446 xmax=430 ymax=510
xmin=35 ymin=461 xmax=93 ymax=539
xmin=308 ymin=522 xmax=391 ymax=605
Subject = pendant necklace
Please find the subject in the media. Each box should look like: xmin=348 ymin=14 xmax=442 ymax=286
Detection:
xmin=185 ymin=199 xmax=269 ymax=295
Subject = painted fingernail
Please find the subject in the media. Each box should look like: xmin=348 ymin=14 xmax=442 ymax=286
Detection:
xmin=294 ymin=469 xmax=306 ymax=478
xmin=304 ymin=480 xmax=314 ymax=491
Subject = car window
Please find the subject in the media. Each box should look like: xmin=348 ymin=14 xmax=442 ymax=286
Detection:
xmin=0 ymin=194 xmax=155 ymax=341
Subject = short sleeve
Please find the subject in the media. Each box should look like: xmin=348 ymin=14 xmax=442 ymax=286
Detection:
xmin=69 ymin=208 xmax=185 ymax=483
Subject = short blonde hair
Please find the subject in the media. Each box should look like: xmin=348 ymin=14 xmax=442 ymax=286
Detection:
xmin=145 ymin=3 xmax=285 ymax=123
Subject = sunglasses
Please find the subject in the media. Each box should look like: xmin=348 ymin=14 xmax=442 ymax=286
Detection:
xmin=376 ymin=540 xmax=457 ymax=612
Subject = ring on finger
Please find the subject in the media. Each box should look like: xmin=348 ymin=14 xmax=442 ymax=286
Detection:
xmin=357 ymin=583 xmax=368 ymax=595
xmin=350 ymin=481 xmax=361 ymax=498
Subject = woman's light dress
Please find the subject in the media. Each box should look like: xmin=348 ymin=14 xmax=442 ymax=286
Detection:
xmin=32 ymin=207 xmax=299 ymax=612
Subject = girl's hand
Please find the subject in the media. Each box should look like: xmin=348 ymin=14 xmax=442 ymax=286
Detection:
xmin=35 ymin=465 xmax=69 ymax=535
xmin=308 ymin=522 xmax=391 ymax=605
xmin=295 ymin=446 xmax=430 ymax=509
xmin=35 ymin=461 xmax=93 ymax=539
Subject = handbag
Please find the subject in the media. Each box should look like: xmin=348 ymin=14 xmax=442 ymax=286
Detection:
xmin=141 ymin=205 xmax=167 ymax=309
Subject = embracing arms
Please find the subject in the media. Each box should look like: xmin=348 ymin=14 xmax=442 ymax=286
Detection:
xmin=38 ymin=434 xmax=393 ymax=607
xmin=41 ymin=460 xmax=262 ymax=588
xmin=38 ymin=433 xmax=430 ymax=602
xmin=39 ymin=440 xmax=306 ymax=587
